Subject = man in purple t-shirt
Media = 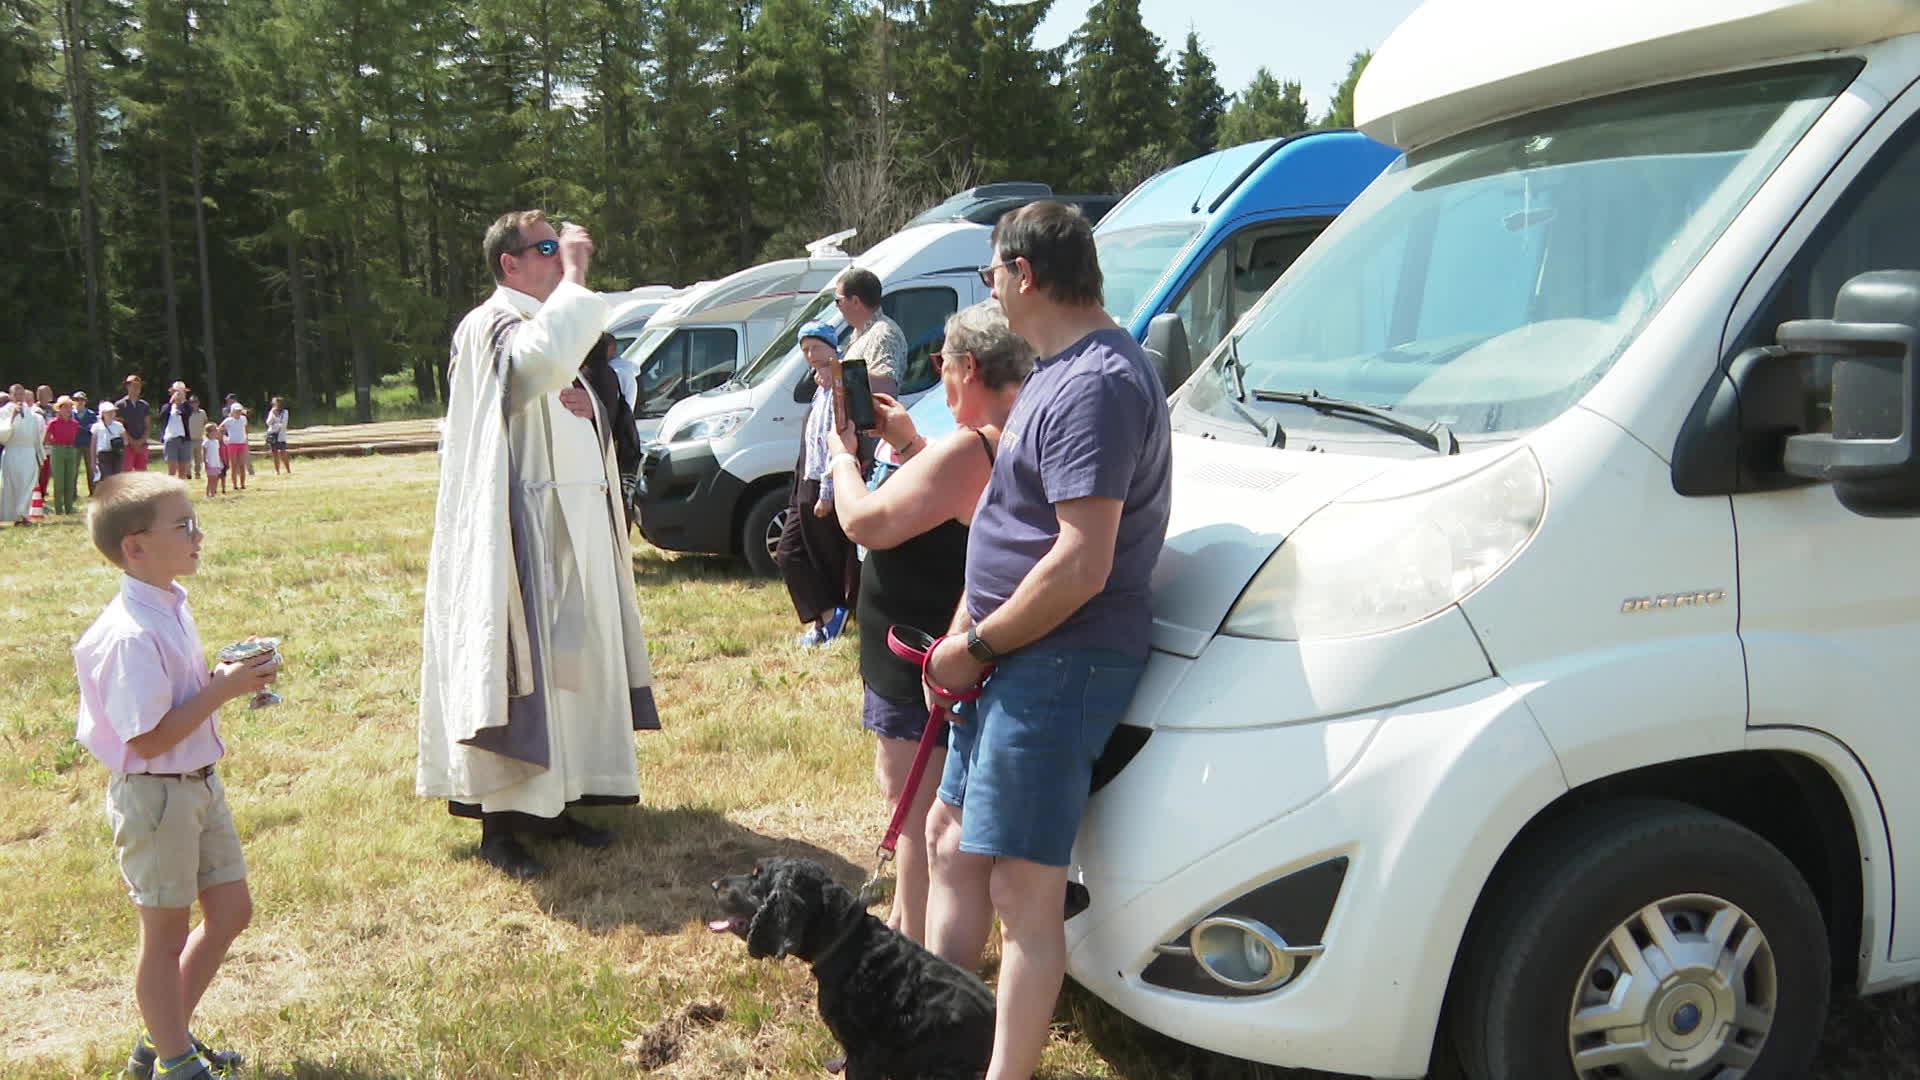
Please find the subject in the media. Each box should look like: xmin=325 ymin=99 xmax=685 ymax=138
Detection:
xmin=922 ymin=201 xmax=1171 ymax=1079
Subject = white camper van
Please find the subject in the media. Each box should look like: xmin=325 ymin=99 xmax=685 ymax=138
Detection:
xmin=1067 ymin=3 xmax=1920 ymax=1079
xmin=614 ymin=251 xmax=850 ymax=442
xmin=633 ymin=220 xmax=997 ymax=573
xmin=603 ymin=285 xmax=687 ymax=355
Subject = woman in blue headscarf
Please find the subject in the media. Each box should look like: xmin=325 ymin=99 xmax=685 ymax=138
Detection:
xmin=776 ymin=321 xmax=857 ymax=647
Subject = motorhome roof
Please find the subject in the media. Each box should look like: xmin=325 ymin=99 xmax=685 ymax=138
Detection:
xmin=851 ymin=220 xmax=991 ymax=283
xmin=1358 ymin=0 xmax=1920 ymax=152
xmin=644 ymin=255 xmax=849 ymax=325
xmin=1098 ymin=130 xmax=1397 ymax=234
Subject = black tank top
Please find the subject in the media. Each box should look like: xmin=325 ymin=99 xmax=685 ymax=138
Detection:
xmin=858 ymin=430 xmax=994 ymax=704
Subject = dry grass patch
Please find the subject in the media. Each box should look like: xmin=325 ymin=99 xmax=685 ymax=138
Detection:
xmin=0 ymin=453 xmax=1915 ymax=1079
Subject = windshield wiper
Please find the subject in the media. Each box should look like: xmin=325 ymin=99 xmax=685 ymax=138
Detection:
xmin=1250 ymin=389 xmax=1459 ymax=455
xmin=1212 ymin=339 xmax=1283 ymax=447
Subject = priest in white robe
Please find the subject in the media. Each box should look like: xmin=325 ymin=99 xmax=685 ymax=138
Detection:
xmin=0 ymin=388 xmax=47 ymax=525
xmin=417 ymin=210 xmax=661 ymax=879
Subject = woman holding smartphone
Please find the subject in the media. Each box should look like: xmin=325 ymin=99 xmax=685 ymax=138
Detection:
xmin=825 ymin=300 xmax=1032 ymax=943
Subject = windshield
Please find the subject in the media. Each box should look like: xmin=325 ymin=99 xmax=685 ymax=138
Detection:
xmin=621 ymin=325 xmax=673 ymax=368
xmin=740 ymin=287 xmax=837 ymax=387
xmin=1095 ymin=222 xmax=1203 ymax=327
xmin=1180 ymin=63 xmax=1852 ymax=451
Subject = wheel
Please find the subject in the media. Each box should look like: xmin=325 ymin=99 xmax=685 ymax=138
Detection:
xmin=740 ymin=486 xmax=789 ymax=578
xmin=1450 ymin=799 xmax=1829 ymax=1080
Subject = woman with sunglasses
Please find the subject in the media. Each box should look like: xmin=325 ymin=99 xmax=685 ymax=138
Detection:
xmin=823 ymin=300 xmax=1033 ymax=943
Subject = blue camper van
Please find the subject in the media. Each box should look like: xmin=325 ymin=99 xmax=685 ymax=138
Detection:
xmin=1098 ymin=129 xmax=1400 ymax=363
xmin=902 ymin=130 xmax=1399 ymax=442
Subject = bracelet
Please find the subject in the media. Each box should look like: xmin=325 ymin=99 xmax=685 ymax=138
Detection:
xmin=894 ymin=434 xmax=925 ymax=460
xmin=830 ymin=451 xmax=860 ymax=472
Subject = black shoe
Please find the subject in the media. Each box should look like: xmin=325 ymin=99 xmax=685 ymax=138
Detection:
xmin=477 ymin=833 xmax=545 ymax=878
xmin=560 ymin=814 xmax=616 ymax=849
xmin=128 ymin=1035 xmax=243 ymax=1079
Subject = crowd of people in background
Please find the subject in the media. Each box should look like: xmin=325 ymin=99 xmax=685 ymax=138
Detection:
xmin=0 ymin=373 xmax=292 ymax=526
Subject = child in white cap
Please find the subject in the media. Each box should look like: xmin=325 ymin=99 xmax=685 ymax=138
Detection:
xmin=217 ymin=405 xmax=248 ymax=491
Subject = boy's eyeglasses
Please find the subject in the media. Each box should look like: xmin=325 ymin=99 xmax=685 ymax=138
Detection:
xmin=511 ymin=239 xmax=561 ymax=257
xmin=136 ymin=517 xmax=202 ymax=538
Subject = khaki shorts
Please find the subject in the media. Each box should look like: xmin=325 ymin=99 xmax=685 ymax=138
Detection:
xmin=106 ymin=770 xmax=247 ymax=909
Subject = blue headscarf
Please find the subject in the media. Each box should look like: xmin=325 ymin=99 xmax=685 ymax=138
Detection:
xmin=798 ymin=321 xmax=839 ymax=350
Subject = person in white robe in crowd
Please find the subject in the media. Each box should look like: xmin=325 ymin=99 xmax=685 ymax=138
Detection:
xmin=416 ymin=210 xmax=661 ymax=879
xmin=0 ymin=385 xmax=47 ymax=525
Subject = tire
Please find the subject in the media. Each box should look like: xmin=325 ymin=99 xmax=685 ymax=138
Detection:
xmin=1449 ymin=799 xmax=1829 ymax=1080
xmin=740 ymin=486 xmax=788 ymax=578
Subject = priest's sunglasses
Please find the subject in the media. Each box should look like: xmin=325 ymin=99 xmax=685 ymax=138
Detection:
xmin=511 ymin=238 xmax=561 ymax=257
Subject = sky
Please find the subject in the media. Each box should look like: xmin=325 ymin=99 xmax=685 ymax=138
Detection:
xmin=1031 ymin=0 xmax=1427 ymax=116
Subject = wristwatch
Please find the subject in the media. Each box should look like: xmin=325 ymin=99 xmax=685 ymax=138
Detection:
xmin=965 ymin=626 xmax=999 ymax=663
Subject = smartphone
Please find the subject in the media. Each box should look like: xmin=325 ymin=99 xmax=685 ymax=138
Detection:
xmin=841 ymin=358 xmax=877 ymax=432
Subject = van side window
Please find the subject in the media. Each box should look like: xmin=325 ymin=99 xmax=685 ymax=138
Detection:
xmin=639 ymin=332 xmax=689 ymax=416
xmin=1742 ymin=121 xmax=1920 ymax=433
xmin=1172 ymin=221 xmax=1327 ymax=361
xmin=883 ymin=286 xmax=961 ymax=396
xmin=640 ymin=328 xmax=739 ymax=417
xmin=685 ymin=328 xmax=739 ymax=395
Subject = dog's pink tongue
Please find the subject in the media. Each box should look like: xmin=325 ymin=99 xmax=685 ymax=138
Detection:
xmin=707 ymin=919 xmax=732 ymax=933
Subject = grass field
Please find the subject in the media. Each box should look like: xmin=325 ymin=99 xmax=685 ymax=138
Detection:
xmin=1 ymin=453 xmax=1916 ymax=1079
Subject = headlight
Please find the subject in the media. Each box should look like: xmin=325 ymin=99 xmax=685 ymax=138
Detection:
xmin=1223 ymin=447 xmax=1545 ymax=641
xmin=665 ymin=408 xmax=751 ymax=444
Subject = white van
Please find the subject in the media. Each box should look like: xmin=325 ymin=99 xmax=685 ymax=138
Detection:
xmin=1068 ymin=3 xmax=1920 ymax=1078
xmin=603 ymin=285 xmax=687 ymax=355
xmin=633 ymin=220 xmax=996 ymax=573
xmin=615 ymin=252 xmax=850 ymax=441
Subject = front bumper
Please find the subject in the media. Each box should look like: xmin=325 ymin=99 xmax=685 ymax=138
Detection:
xmin=634 ymin=442 xmax=743 ymax=555
xmin=1068 ymin=674 xmax=1566 ymax=1078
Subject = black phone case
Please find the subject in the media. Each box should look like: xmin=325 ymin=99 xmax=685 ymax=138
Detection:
xmin=842 ymin=360 xmax=877 ymax=431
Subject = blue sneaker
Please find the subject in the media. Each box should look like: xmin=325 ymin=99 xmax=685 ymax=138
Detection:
xmin=794 ymin=627 xmax=826 ymax=648
xmin=819 ymin=607 xmax=849 ymax=642
xmin=129 ymin=1034 xmax=242 ymax=1078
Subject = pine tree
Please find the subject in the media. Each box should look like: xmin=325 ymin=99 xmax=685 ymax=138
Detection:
xmin=1172 ymin=29 xmax=1225 ymax=162
xmin=2 ymin=0 xmax=88 ymax=381
xmin=1319 ymin=49 xmax=1371 ymax=129
xmin=1217 ymin=67 xmax=1309 ymax=149
xmin=1065 ymin=0 xmax=1175 ymax=191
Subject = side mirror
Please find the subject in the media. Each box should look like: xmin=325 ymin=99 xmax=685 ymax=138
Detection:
xmin=793 ymin=370 xmax=815 ymax=404
xmin=1779 ymin=270 xmax=1920 ymax=516
xmin=1144 ymin=313 xmax=1194 ymax=392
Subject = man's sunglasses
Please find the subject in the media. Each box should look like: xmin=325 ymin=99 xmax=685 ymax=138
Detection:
xmin=512 ymin=238 xmax=561 ymax=257
xmin=930 ymin=349 xmax=967 ymax=374
xmin=976 ymin=260 xmax=1012 ymax=288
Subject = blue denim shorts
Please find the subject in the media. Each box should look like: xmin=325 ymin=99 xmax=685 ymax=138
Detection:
xmin=936 ymin=647 xmax=1146 ymax=867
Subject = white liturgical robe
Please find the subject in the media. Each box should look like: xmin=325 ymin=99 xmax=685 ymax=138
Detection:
xmin=417 ymin=282 xmax=659 ymax=819
xmin=0 ymin=403 xmax=45 ymax=522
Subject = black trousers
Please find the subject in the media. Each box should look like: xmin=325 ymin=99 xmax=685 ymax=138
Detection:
xmin=777 ymin=477 xmax=854 ymax=624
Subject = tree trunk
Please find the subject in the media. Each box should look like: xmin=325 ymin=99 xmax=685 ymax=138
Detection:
xmin=312 ymin=253 xmax=335 ymax=410
xmin=156 ymin=159 xmax=185 ymax=383
xmin=60 ymin=0 xmax=107 ymax=390
xmin=184 ymin=5 xmax=219 ymax=404
xmin=344 ymin=224 xmax=374 ymax=423
xmin=189 ymin=133 xmax=219 ymax=405
xmin=734 ymin=3 xmax=753 ymax=267
xmin=287 ymin=230 xmax=312 ymax=412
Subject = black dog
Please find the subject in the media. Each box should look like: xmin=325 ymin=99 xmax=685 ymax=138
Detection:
xmin=711 ymin=856 xmax=994 ymax=1080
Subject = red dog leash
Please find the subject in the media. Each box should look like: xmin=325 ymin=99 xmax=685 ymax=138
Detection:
xmin=860 ymin=626 xmax=991 ymax=904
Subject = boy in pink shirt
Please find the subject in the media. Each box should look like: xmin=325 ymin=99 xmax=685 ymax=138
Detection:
xmin=73 ymin=473 xmax=281 ymax=1080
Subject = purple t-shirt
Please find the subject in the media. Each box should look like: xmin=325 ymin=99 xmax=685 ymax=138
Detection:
xmin=965 ymin=327 xmax=1171 ymax=658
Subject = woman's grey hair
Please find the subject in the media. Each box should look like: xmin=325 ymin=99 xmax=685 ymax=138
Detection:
xmin=942 ymin=301 xmax=1034 ymax=390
